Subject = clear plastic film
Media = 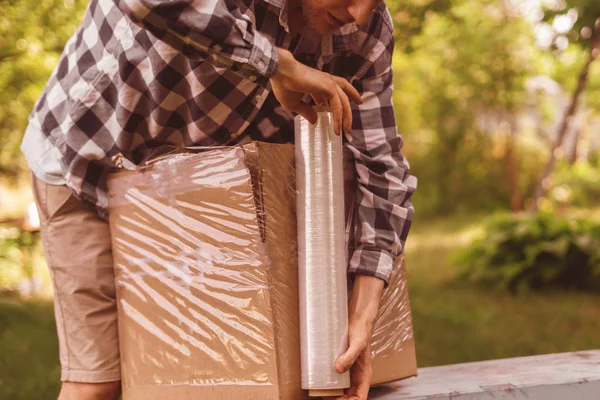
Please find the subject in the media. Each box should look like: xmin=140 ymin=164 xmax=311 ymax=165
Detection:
xmin=294 ymin=110 xmax=350 ymax=394
xmin=107 ymin=141 xmax=416 ymax=400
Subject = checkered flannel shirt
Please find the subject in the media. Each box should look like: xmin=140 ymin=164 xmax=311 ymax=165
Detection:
xmin=23 ymin=0 xmax=417 ymax=283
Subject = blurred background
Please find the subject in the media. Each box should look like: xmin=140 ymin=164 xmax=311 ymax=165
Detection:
xmin=0 ymin=0 xmax=599 ymax=398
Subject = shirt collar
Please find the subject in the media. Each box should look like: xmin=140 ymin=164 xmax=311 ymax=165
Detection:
xmin=264 ymin=0 xmax=285 ymax=7
xmin=322 ymin=23 xmax=359 ymax=55
xmin=263 ymin=0 xmax=289 ymax=30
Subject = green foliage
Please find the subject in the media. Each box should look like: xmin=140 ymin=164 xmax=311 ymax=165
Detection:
xmin=391 ymin=0 xmax=600 ymax=216
xmin=394 ymin=0 xmax=545 ymax=215
xmin=0 ymin=224 xmax=41 ymax=291
xmin=409 ymin=139 xmax=546 ymax=216
xmin=0 ymin=0 xmax=88 ymax=179
xmin=386 ymin=0 xmax=452 ymax=52
xmin=541 ymin=0 xmax=600 ymax=52
xmin=456 ymin=211 xmax=600 ymax=292
xmin=542 ymin=0 xmax=600 ymax=111
xmin=549 ymin=160 xmax=600 ymax=208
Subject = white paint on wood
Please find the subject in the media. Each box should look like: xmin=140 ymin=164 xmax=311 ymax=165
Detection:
xmin=370 ymin=350 xmax=600 ymax=400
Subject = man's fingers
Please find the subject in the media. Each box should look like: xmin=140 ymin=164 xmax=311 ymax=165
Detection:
xmin=305 ymin=74 xmax=338 ymax=100
xmin=344 ymin=382 xmax=368 ymax=400
xmin=335 ymin=337 xmax=366 ymax=373
xmin=276 ymin=69 xmax=359 ymax=134
xmin=354 ymin=376 xmax=370 ymax=400
xmin=336 ymin=85 xmax=352 ymax=134
xmin=293 ymin=101 xmax=318 ymax=125
xmin=333 ymin=76 xmax=363 ymax=105
xmin=328 ymin=89 xmax=343 ymax=135
xmin=311 ymin=93 xmax=329 ymax=107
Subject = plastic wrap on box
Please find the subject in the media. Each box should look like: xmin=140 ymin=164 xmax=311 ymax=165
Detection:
xmin=107 ymin=141 xmax=416 ymax=399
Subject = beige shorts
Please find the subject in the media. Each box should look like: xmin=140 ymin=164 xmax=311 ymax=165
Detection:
xmin=31 ymin=173 xmax=120 ymax=383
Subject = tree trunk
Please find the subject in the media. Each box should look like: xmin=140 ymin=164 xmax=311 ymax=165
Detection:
xmin=506 ymin=115 xmax=522 ymax=212
xmin=567 ymin=127 xmax=582 ymax=165
xmin=531 ymin=49 xmax=597 ymax=211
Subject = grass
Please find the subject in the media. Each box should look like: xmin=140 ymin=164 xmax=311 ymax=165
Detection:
xmin=406 ymin=210 xmax=600 ymax=367
xmin=0 ymin=299 xmax=61 ymax=400
xmin=1 ymin=210 xmax=600 ymax=399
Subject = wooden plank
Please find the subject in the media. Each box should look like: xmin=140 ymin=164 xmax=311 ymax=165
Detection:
xmin=370 ymin=350 xmax=600 ymax=400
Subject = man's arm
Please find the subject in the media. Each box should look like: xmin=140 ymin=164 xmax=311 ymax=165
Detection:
xmin=115 ymin=0 xmax=279 ymax=83
xmin=334 ymin=13 xmax=417 ymax=400
xmin=346 ymin=31 xmax=416 ymax=287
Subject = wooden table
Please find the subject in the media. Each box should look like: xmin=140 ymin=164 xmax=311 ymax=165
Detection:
xmin=370 ymin=350 xmax=600 ymax=399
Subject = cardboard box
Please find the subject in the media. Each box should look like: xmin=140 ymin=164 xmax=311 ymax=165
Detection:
xmin=108 ymin=142 xmax=417 ymax=399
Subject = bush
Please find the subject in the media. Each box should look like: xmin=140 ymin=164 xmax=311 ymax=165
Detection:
xmin=0 ymin=225 xmax=41 ymax=294
xmin=455 ymin=211 xmax=600 ymax=292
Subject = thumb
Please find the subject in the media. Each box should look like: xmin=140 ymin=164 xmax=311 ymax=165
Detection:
xmin=293 ymin=101 xmax=318 ymax=125
xmin=335 ymin=337 xmax=365 ymax=373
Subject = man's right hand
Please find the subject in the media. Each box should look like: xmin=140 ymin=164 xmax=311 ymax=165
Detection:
xmin=269 ymin=48 xmax=363 ymax=136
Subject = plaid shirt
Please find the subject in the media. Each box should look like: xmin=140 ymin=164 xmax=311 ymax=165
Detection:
xmin=22 ymin=0 xmax=417 ymax=283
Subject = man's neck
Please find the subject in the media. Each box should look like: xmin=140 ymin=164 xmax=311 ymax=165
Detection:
xmin=286 ymin=0 xmax=302 ymax=15
xmin=286 ymin=0 xmax=306 ymax=37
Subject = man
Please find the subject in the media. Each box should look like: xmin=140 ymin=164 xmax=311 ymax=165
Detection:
xmin=21 ymin=0 xmax=417 ymax=399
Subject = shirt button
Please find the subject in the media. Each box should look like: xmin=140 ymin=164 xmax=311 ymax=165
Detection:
xmin=214 ymin=44 xmax=222 ymax=52
xmin=257 ymin=60 xmax=264 ymax=69
xmin=255 ymin=95 xmax=264 ymax=103
xmin=248 ymin=75 xmax=257 ymax=82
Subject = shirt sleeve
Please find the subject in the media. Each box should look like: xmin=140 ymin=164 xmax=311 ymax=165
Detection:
xmin=344 ymin=24 xmax=417 ymax=286
xmin=115 ymin=0 xmax=279 ymax=83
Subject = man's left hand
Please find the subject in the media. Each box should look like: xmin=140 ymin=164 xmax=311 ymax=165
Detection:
xmin=331 ymin=275 xmax=385 ymax=400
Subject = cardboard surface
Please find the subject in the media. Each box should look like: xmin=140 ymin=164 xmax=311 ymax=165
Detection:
xmin=108 ymin=142 xmax=416 ymax=399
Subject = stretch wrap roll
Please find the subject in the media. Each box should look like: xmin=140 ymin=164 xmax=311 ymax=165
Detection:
xmin=294 ymin=110 xmax=351 ymax=393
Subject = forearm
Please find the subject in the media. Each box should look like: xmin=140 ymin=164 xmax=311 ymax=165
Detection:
xmin=349 ymin=275 xmax=384 ymax=329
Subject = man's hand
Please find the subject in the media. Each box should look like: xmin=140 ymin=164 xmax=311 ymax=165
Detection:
xmin=270 ymin=48 xmax=363 ymax=136
xmin=331 ymin=275 xmax=385 ymax=400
